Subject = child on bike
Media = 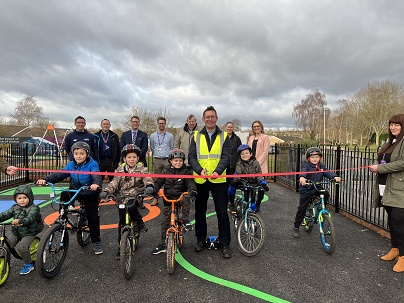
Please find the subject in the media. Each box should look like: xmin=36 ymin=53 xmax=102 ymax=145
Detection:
xmin=0 ymin=185 xmax=43 ymax=275
xmin=293 ymin=147 xmax=340 ymax=238
xmin=99 ymin=144 xmax=154 ymax=259
xmin=151 ymin=148 xmax=197 ymax=255
xmin=228 ymin=144 xmax=269 ymax=213
xmin=36 ymin=141 xmax=103 ymax=254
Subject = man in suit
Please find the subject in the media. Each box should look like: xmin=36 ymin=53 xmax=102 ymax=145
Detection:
xmin=119 ymin=116 xmax=149 ymax=168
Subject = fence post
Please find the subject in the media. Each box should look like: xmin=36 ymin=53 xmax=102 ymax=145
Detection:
xmin=334 ymin=145 xmax=341 ymax=213
xmin=273 ymin=143 xmax=278 ymax=183
xmin=23 ymin=144 xmax=30 ymax=183
xmin=295 ymin=144 xmax=301 ymax=192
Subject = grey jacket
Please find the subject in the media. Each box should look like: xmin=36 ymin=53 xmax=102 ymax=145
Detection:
xmin=372 ymin=138 xmax=404 ymax=208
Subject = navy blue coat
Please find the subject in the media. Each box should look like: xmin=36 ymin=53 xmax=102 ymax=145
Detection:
xmin=298 ymin=161 xmax=337 ymax=197
xmin=120 ymin=129 xmax=148 ymax=167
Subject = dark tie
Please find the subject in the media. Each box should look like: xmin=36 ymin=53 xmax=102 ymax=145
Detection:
xmin=132 ymin=131 xmax=137 ymax=144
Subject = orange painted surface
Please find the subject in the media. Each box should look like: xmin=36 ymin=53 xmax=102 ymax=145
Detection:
xmin=44 ymin=201 xmax=161 ymax=230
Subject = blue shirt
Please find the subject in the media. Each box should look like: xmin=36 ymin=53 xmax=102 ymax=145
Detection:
xmin=149 ymin=131 xmax=174 ymax=157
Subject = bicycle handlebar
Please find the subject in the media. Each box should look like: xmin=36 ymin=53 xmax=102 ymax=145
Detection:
xmin=159 ymin=191 xmax=189 ymax=204
xmin=304 ymin=180 xmax=339 ymax=191
xmin=39 ymin=182 xmax=91 ymax=205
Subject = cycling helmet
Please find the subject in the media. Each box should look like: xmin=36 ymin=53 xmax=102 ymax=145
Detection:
xmin=237 ymin=144 xmax=252 ymax=155
xmin=71 ymin=141 xmax=91 ymax=156
xmin=121 ymin=144 xmax=141 ymax=158
xmin=169 ymin=148 xmax=186 ymax=161
xmin=306 ymin=147 xmax=322 ymax=159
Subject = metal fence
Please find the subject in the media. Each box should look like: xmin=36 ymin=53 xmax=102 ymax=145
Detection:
xmin=1 ymin=142 xmax=388 ymax=231
xmin=270 ymin=144 xmax=388 ymax=231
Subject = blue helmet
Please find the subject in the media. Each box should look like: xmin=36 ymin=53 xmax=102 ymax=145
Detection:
xmin=237 ymin=144 xmax=252 ymax=155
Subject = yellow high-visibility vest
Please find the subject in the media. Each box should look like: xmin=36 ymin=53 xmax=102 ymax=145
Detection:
xmin=193 ymin=131 xmax=227 ymax=184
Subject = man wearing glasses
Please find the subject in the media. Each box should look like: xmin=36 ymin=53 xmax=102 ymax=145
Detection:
xmin=119 ymin=116 xmax=149 ymax=168
xmin=64 ymin=116 xmax=96 ymax=160
xmin=188 ymin=106 xmax=232 ymax=258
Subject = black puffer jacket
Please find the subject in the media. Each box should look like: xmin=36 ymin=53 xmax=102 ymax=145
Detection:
xmin=0 ymin=185 xmax=43 ymax=237
xmin=154 ymin=163 xmax=197 ymax=206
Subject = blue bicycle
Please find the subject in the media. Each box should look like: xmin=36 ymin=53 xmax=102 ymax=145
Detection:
xmin=36 ymin=182 xmax=93 ymax=278
xmin=230 ymin=181 xmax=266 ymax=256
xmin=303 ymin=180 xmax=337 ymax=255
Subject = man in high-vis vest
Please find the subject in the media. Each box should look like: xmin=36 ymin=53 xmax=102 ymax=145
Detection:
xmin=188 ymin=106 xmax=232 ymax=258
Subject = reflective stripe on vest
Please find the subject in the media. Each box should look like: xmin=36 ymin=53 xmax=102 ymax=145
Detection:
xmin=194 ymin=131 xmax=227 ymax=184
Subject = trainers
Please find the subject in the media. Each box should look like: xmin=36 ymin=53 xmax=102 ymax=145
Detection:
xmin=221 ymin=246 xmax=232 ymax=259
xmin=183 ymin=220 xmax=193 ymax=231
xmin=293 ymin=227 xmax=300 ymax=238
xmin=228 ymin=204 xmax=237 ymax=213
xmin=94 ymin=242 xmax=103 ymax=255
xmin=20 ymin=263 xmax=34 ymax=275
xmin=151 ymin=244 xmax=166 ymax=255
xmin=138 ymin=222 xmax=148 ymax=233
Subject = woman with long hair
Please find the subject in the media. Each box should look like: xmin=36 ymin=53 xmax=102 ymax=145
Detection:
xmin=247 ymin=120 xmax=270 ymax=174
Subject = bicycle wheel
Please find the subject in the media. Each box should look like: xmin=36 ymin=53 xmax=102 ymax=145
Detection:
xmin=0 ymin=256 xmax=10 ymax=286
xmin=29 ymin=237 xmax=41 ymax=262
xmin=177 ymin=225 xmax=183 ymax=250
xmin=319 ymin=213 xmax=336 ymax=255
xmin=120 ymin=230 xmax=134 ymax=280
xmin=166 ymin=232 xmax=176 ymax=274
xmin=36 ymin=224 xmax=69 ymax=279
xmin=304 ymin=209 xmax=314 ymax=233
xmin=232 ymin=198 xmax=242 ymax=232
xmin=236 ymin=212 xmax=266 ymax=256
xmin=77 ymin=215 xmax=90 ymax=247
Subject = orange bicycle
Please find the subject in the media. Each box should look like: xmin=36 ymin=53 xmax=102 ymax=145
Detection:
xmin=159 ymin=191 xmax=190 ymax=274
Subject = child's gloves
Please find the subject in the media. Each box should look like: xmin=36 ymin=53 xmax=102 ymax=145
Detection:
xmin=259 ymin=180 xmax=269 ymax=191
xmin=189 ymin=190 xmax=198 ymax=197
xmin=99 ymin=191 xmax=108 ymax=200
xmin=144 ymin=185 xmax=154 ymax=195
xmin=228 ymin=185 xmax=236 ymax=195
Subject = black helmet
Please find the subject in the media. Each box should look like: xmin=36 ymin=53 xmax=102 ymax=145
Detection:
xmin=237 ymin=144 xmax=252 ymax=155
xmin=71 ymin=141 xmax=91 ymax=156
xmin=121 ymin=144 xmax=141 ymax=158
xmin=169 ymin=148 xmax=185 ymax=161
xmin=306 ymin=147 xmax=322 ymax=159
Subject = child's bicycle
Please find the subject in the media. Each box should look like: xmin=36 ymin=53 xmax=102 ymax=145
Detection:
xmin=159 ymin=191 xmax=190 ymax=274
xmin=0 ymin=222 xmax=40 ymax=286
xmin=105 ymin=192 xmax=148 ymax=280
xmin=303 ymin=180 xmax=338 ymax=255
xmin=230 ymin=181 xmax=266 ymax=256
xmin=35 ymin=182 xmax=93 ymax=279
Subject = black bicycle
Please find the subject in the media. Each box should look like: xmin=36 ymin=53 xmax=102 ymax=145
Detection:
xmin=0 ymin=222 xmax=40 ymax=286
xmin=36 ymin=182 xmax=92 ymax=279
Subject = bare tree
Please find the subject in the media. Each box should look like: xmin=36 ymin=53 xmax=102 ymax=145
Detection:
xmin=231 ymin=119 xmax=242 ymax=131
xmin=293 ymin=90 xmax=328 ymax=140
xmin=9 ymin=95 xmax=51 ymax=127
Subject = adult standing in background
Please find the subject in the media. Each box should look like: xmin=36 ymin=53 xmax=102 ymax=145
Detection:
xmin=94 ymin=119 xmax=120 ymax=182
xmin=149 ymin=116 xmax=174 ymax=206
xmin=64 ymin=116 xmax=96 ymax=160
xmin=174 ymin=114 xmax=198 ymax=165
xmin=119 ymin=116 xmax=149 ymax=167
xmin=247 ymin=120 xmax=270 ymax=174
xmin=369 ymin=114 xmax=404 ymax=273
xmin=0 ymin=157 xmax=18 ymax=175
xmin=225 ymin=122 xmax=242 ymax=208
xmin=188 ymin=106 xmax=232 ymax=258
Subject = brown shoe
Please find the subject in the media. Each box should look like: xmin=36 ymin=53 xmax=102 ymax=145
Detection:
xmin=381 ymin=248 xmax=399 ymax=261
xmin=393 ymin=256 xmax=404 ymax=273
xmin=150 ymin=198 xmax=159 ymax=206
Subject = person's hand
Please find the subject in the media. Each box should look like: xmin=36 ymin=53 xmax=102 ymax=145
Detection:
xmin=99 ymin=191 xmax=108 ymax=201
xmin=12 ymin=219 xmax=22 ymax=226
xmin=144 ymin=186 xmax=154 ymax=195
xmin=90 ymin=184 xmax=100 ymax=191
xmin=201 ymin=169 xmax=208 ymax=176
xmin=334 ymin=177 xmax=341 ymax=183
xmin=228 ymin=185 xmax=236 ymax=195
xmin=36 ymin=179 xmax=46 ymax=185
xmin=210 ymin=172 xmax=219 ymax=179
xmin=299 ymin=177 xmax=307 ymax=186
xmin=189 ymin=190 xmax=198 ymax=197
xmin=259 ymin=180 xmax=269 ymax=191
xmin=6 ymin=166 xmax=18 ymax=175
xmin=369 ymin=164 xmax=378 ymax=174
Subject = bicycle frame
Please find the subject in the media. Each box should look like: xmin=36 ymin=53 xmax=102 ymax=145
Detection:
xmin=163 ymin=192 xmax=188 ymax=243
xmin=0 ymin=223 xmax=22 ymax=261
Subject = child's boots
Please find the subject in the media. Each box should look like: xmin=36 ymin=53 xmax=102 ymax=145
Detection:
xmin=393 ymin=256 xmax=404 ymax=273
xmin=380 ymin=248 xmax=399 ymax=261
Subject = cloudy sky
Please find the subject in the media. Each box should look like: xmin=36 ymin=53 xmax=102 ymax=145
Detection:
xmin=1 ymin=0 xmax=404 ymax=131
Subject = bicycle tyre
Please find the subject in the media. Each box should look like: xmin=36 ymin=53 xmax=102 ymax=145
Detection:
xmin=120 ymin=230 xmax=134 ymax=280
xmin=166 ymin=232 xmax=175 ymax=274
xmin=236 ymin=212 xmax=266 ymax=256
xmin=30 ymin=237 xmax=41 ymax=262
xmin=36 ymin=224 xmax=69 ymax=279
xmin=177 ymin=225 xmax=183 ymax=250
xmin=77 ymin=216 xmax=90 ymax=247
xmin=319 ymin=213 xmax=336 ymax=255
xmin=0 ymin=256 xmax=10 ymax=286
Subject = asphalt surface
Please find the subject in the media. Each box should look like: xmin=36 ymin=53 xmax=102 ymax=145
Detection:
xmin=1 ymin=182 xmax=403 ymax=303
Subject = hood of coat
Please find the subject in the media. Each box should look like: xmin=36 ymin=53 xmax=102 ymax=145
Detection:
xmin=13 ymin=184 xmax=34 ymax=207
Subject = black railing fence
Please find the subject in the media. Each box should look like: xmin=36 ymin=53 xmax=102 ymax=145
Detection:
xmin=1 ymin=143 xmax=388 ymax=231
